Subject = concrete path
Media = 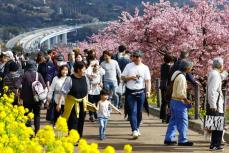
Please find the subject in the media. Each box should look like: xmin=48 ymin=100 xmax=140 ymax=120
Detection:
xmin=40 ymin=110 xmax=228 ymax=153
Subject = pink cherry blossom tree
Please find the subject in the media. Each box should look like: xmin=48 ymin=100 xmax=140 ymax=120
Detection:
xmin=77 ymin=0 xmax=229 ymax=78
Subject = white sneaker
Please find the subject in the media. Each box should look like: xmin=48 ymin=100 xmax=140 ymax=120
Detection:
xmin=132 ymin=130 xmax=139 ymax=139
xmin=137 ymin=129 xmax=141 ymax=136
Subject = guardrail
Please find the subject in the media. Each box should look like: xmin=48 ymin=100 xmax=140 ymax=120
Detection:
xmin=154 ymin=78 xmax=228 ymax=121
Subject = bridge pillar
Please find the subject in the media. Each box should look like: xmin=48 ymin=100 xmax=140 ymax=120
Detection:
xmin=54 ymin=36 xmax=58 ymax=45
xmin=62 ymin=33 xmax=67 ymax=44
xmin=46 ymin=39 xmax=51 ymax=49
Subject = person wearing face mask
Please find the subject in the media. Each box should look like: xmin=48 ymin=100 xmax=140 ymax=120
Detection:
xmin=47 ymin=64 xmax=70 ymax=126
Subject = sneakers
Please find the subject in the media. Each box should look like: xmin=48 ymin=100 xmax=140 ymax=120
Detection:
xmin=137 ymin=129 xmax=141 ymax=136
xmin=132 ymin=130 xmax=139 ymax=139
xmin=210 ymin=146 xmax=224 ymax=151
xmin=164 ymin=141 xmax=177 ymax=146
xmin=178 ymin=141 xmax=194 ymax=146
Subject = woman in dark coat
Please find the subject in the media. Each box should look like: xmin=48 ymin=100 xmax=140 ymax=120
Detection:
xmin=20 ymin=60 xmax=46 ymax=134
xmin=160 ymin=54 xmax=173 ymax=123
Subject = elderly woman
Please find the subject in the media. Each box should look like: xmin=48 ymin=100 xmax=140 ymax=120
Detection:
xmin=164 ymin=60 xmax=193 ymax=146
xmin=207 ymin=57 xmax=228 ymax=151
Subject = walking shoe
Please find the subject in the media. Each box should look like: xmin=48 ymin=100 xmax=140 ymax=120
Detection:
xmin=132 ymin=130 xmax=139 ymax=139
xmin=178 ymin=141 xmax=194 ymax=146
xmin=164 ymin=141 xmax=177 ymax=145
xmin=210 ymin=146 xmax=224 ymax=151
xmin=137 ymin=129 xmax=141 ymax=136
xmin=89 ymin=117 xmax=94 ymax=122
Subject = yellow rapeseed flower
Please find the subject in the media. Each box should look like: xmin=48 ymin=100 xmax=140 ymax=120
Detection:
xmin=27 ymin=112 xmax=34 ymax=120
xmin=67 ymin=130 xmax=80 ymax=144
xmin=55 ymin=117 xmax=68 ymax=134
xmin=3 ymin=86 xmax=9 ymax=93
xmin=103 ymin=146 xmax=115 ymax=153
xmin=124 ymin=144 xmax=132 ymax=153
xmin=25 ymin=141 xmax=43 ymax=153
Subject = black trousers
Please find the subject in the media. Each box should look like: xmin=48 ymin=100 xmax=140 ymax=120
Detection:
xmin=67 ymin=103 xmax=86 ymax=138
xmin=88 ymin=94 xmax=100 ymax=119
xmin=53 ymin=103 xmax=64 ymax=125
xmin=24 ymin=102 xmax=41 ymax=134
xmin=160 ymin=89 xmax=167 ymax=120
xmin=211 ymin=130 xmax=223 ymax=147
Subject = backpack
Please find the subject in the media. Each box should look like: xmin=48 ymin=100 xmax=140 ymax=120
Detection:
xmin=165 ymin=72 xmax=182 ymax=102
xmin=32 ymin=72 xmax=47 ymax=102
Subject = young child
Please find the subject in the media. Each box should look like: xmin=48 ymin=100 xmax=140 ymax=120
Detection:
xmin=96 ymin=89 xmax=122 ymax=140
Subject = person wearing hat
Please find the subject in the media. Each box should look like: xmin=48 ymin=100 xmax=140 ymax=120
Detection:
xmin=121 ymin=50 xmax=151 ymax=139
xmin=20 ymin=60 xmax=46 ymax=134
xmin=2 ymin=50 xmax=15 ymax=75
xmin=3 ymin=61 xmax=22 ymax=105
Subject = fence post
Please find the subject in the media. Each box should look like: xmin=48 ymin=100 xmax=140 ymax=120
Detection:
xmin=155 ymin=78 xmax=161 ymax=108
xmin=194 ymin=85 xmax=200 ymax=119
xmin=222 ymin=88 xmax=227 ymax=114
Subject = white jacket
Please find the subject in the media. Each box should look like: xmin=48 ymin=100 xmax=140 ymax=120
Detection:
xmin=207 ymin=69 xmax=228 ymax=113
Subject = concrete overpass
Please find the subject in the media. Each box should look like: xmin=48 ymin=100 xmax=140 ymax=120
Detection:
xmin=6 ymin=22 xmax=108 ymax=52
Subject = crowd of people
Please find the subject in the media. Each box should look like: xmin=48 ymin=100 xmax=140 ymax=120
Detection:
xmin=0 ymin=45 xmax=227 ymax=151
xmin=160 ymin=52 xmax=227 ymax=151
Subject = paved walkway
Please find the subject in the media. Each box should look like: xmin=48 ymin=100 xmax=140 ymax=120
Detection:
xmin=41 ymin=110 xmax=228 ymax=153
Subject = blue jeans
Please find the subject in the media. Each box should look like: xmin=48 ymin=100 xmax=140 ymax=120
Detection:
xmin=164 ymin=99 xmax=189 ymax=143
xmin=103 ymin=81 xmax=119 ymax=107
xmin=99 ymin=117 xmax=108 ymax=140
xmin=126 ymin=91 xmax=145 ymax=132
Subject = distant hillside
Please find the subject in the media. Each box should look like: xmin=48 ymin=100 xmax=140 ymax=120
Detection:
xmin=0 ymin=0 xmax=190 ymax=41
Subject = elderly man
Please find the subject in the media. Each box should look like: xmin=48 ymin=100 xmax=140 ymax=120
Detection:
xmin=164 ymin=60 xmax=194 ymax=146
xmin=207 ymin=57 xmax=228 ymax=151
xmin=121 ymin=50 xmax=151 ymax=139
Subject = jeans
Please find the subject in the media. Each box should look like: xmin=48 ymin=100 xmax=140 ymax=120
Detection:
xmin=99 ymin=117 xmax=108 ymax=140
xmin=126 ymin=90 xmax=145 ymax=132
xmin=103 ymin=81 xmax=119 ymax=107
xmin=164 ymin=99 xmax=188 ymax=143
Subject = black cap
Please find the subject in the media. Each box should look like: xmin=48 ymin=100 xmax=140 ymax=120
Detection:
xmin=55 ymin=54 xmax=64 ymax=61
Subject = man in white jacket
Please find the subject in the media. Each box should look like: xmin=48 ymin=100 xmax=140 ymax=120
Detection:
xmin=207 ymin=57 xmax=228 ymax=151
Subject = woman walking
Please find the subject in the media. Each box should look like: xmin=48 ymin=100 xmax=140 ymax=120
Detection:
xmin=47 ymin=65 xmax=69 ymax=125
xmin=21 ymin=60 xmax=46 ymax=134
xmin=60 ymin=61 xmax=89 ymax=138
xmin=207 ymin=57 xmax=228 ymax=151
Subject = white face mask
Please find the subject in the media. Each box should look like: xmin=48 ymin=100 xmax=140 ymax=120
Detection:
xmin=57 ymin=61 xmax=66 ymax=66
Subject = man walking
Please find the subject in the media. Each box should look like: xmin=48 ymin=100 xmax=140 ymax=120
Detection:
xmin=121 ymin=50 xmax=151 ymax=139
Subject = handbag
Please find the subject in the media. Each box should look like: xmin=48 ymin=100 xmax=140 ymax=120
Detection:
xmin=204 ymin=91 xmax=224 ymax=131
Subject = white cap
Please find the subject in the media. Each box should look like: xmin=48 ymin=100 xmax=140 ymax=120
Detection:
xmin=2 ymin=51 xmax=14 ymax=60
